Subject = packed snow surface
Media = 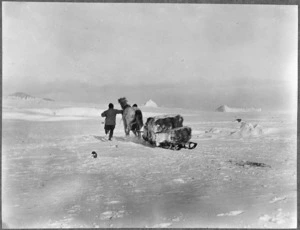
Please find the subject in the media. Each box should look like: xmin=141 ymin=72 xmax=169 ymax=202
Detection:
xmin=2 ymin=100 xmax=297 ymax=228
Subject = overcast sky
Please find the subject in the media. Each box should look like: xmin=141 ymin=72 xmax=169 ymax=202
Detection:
xmin=3 ymin=3 xmax=297 ymax=111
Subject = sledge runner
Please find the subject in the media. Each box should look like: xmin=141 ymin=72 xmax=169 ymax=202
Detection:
xmin=101 ymin=103 xmax=123 ymax=140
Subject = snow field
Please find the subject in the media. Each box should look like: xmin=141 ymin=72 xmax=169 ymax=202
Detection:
xmin=2 ymin=110 xmax=297 ymax=228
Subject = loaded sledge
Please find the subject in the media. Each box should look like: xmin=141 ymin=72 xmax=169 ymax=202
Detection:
xmin=142 ymin=114 xmax=197 ymax=150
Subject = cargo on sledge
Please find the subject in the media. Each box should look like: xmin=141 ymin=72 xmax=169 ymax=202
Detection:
xmin=142 ymin=114 xmax=197 ymax=150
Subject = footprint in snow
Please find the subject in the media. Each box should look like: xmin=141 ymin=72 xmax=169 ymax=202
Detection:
xmin=217 ymin=210 xmax=244 ymax=216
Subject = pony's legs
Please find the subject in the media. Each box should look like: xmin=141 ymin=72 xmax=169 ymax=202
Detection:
xmin=122 ymin=107 xmax=144 ymax=137
xmin=125 ymin=127 xmax=130 ymax=136
xmin=132 ymin=130 xmax=137 ymax=136
xmin=122 ymin=117 xmax=128 ymax=136
xmin=132 ymin=126 xmax=140 ymax=138
xmin=123 ymin=118 xmax=130 ymax=136
xmin=126 ymin=123 xmax=132 ymax=136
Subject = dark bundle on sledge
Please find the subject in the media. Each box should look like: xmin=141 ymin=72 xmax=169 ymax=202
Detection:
xmin=142 ymin=114 xmax=197 ymax=150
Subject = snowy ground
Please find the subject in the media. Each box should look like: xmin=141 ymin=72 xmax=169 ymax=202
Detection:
xmin=2 ymin=102 xmax=297 ymax=228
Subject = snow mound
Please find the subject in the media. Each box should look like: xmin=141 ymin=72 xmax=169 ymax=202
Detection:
xmin=144 ymin=99 xmax=158 ymax=108
xmin=216 ymin=105 xmax=261 ymax=112
xmin=230 ymin=122 xmax=264 ymax=137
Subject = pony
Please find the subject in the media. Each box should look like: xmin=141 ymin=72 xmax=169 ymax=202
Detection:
xmin=118 ymin=97 xmax=144 ymax=137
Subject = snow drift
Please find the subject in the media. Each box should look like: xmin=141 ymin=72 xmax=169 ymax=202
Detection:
xmin=216 ymin=105 xmax=262 ymax=112
xmin=230 ymin=122 xmax=264 ymax=137
xmin=3 ymin=106 xmax=166 ymax=122
xmin=2 ymin=107 xmax=105 ymax=121
xmin=205 ymin=122 xmax=264 ymax=138
xmin=28 ymin=107 xmax=102 ymax=117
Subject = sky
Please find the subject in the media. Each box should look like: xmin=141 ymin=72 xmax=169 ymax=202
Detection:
xmin=3 ymin=3 xmax=298 ymax=111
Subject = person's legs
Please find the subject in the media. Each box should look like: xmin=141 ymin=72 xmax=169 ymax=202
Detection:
xmin=108 ymin=125 xmax=115 ymax=140
xmin=104 ymin=125 xmax=109 ymax=135
xmin=131 ymin=123 xmax=137 ymax=136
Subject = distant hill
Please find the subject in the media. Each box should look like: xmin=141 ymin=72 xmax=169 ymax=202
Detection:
xmin=8 ymin=92 xmax=55 ymax=102
xmin=216 ymin=105 xmax=262 ymax=112
xmin=9 ymin=92 xmax=35 ymax=99
xmin=144 ymin=99 xmax=158 ymax=108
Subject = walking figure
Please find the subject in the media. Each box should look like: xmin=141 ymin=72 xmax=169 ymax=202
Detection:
xmin=101 ymin=103 xmax=123 ymax=140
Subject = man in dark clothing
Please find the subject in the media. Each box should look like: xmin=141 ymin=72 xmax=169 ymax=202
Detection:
xmin=101 ymin=103 xmax=123 ymax=140
xmin=131 ymin=104 xmax=143 ymax=135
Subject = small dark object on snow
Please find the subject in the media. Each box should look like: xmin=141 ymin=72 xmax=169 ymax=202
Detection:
xmin=236 ymin=119 xmax=242 ymax=123
xmin=91 ymin=151 xmax=97 ymax=158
